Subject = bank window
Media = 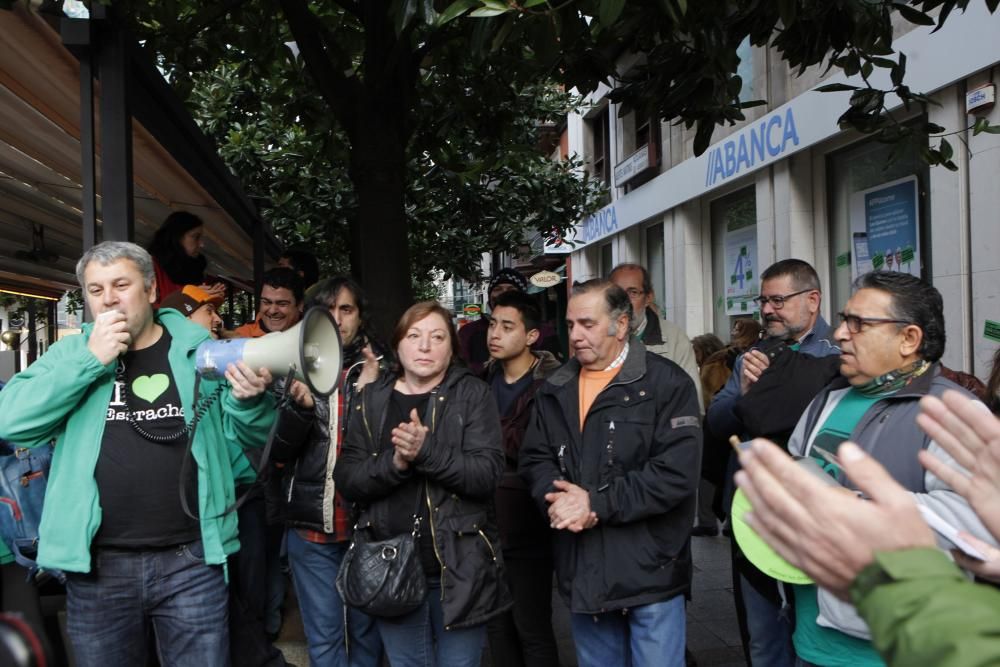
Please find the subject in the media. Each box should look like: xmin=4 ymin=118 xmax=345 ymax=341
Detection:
xmin=635 ymin=117 xmax=652 ymax=151
xmin=710 ymin=187 xmax=758 ymax=338
xmin=600 ymin=242 xmax=613 ymax=277
xmin=624 ymin=117 xmax=662 ymax=194
xmin=645 ymin=223 xmax=665 ymax=311
xmin=589 ymin=106 xmax=611 ymax=186
xmin=736 ymin=37 xmax=753 ymax=103
xmin=826 ymin=137 xmax=930 ymax=313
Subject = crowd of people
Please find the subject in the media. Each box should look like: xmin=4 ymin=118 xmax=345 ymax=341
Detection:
xmin=1 ymin=211 xmax=1000 ymax=667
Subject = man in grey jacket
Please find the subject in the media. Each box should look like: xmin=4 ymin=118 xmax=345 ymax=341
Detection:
xmin=610 ymin=263 xmax=702 ymax=412
xmin=785 ymin=270 xmax=994 ymax=665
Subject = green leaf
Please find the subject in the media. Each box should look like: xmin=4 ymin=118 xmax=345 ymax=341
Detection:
xmin=523 ymin=0 xmax=548 ymax=6
xmin=815 ymin=83 xmax=858 ymax=93
xmin=394 ymin=0 xmax=418 ymax=35
xmin=470 ymin=7 xmax=509 ymax=18
xmin=421 ymin=0 xmax=437 ymax=25
xmin=598 ymin=0 xmax=626 ymax=28
xmin=939 ymin=138 xmax=953 ymax=161
xmin=890 ymin=52 xmax=907 ymax=87
xmin=892 ymin=3 xmax=936 ymax=26
xmin=982 ymin=124 xmax=1000 ymax=135
xmin=491 ymin=14 xmax=515 ymax=52
xmin=777 ymin=0 xmax=797 ymax=27
xmin=438 ymin=0 xmax=477 ymax=25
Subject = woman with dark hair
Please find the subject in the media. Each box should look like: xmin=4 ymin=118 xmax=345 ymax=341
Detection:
xmin=147 ymin=211 xmax=224 ymax=304
xmin=334 ymin=301 xmax=510 ymax=667
xmin=692 ymin=333 xmax=725 ymax=369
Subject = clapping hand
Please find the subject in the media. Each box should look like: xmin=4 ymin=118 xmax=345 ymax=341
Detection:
xmin=740 ymin=349 xmax=770 ymax=395
xmin=391 ymin=408 xmax=428 ymax=471
xmin=735 ymin=439 xmax=934 ymax=600
xmin=287 ymin=379 xmax=315 ymax=410
xmin=917 ymin=390 xmax=1000 ymax=541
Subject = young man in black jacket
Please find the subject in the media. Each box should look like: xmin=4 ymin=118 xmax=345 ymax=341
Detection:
xmin=482 ymin=290 xmax=562 ymax=667
xmin=273 ymin=277 xmax=384 ymax=667
xmin=520 ymin=279 xmax=702 ymax=667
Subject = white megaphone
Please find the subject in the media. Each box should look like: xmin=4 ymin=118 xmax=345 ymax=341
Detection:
xmin=195 ymin=307 xmax=343 ymax=397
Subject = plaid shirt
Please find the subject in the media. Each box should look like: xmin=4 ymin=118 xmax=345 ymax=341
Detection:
xmin=298 ymin=369 xmax=352 ymax=544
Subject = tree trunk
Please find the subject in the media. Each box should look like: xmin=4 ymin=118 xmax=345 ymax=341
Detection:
xmin=350 ymin=86 xmax=413 ymax=340
xmin=280 ymin=0 xmax=417 ymax=342
xmin=345 ymin=1 xmax=416 ymax=342
xmin=348 ymin=114 xmax=413 ymax=342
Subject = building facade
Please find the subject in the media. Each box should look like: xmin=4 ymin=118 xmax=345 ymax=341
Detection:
xmin=562 ymin=5 xmax=1000 ymax=377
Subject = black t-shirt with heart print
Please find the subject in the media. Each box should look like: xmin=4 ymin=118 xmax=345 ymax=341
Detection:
xmin=94 ymin=328 xmax=200 ymax=548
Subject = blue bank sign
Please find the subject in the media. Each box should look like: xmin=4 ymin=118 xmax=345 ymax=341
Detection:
xmin=553 ymin=1 xmax=1000 ymax=253
xmin=582 ymin=204 xmax=619 ymax=244
xmin=705 ymin=108 xmax=800 ymax=187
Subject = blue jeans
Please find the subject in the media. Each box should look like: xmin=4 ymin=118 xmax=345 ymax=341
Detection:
xmin=739 ymin=573 xmax=795 ymax=667
xmin=376 ymin=577 xmax=485 ymax=667
xmin=65 ymin=541 xmax=229 ymax=667
xmin=287 ymin=530 xmax=383 ymax=667
xmin=570 ymin=595 xmax=686 ymax=667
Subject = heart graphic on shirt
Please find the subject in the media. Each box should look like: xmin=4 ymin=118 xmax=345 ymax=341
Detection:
xmin=131 ymin=374 xmax=170 ymax=404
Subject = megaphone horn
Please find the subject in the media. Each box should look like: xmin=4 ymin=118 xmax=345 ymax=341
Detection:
xmin=195 ymin=307 xmax=343 ymax=397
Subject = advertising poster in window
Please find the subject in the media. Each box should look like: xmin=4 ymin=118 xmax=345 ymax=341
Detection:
xmin=850 ymin=175 xmax=920 ymax=282
xmin=725 ymin=223 xmax=759 ymax=316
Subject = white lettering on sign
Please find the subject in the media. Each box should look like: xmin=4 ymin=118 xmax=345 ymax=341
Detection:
xmin=530 ymin=270 xmax=562 ymax=288
xmin=704 ymin=108 xmax=800 ymax=187
xmin=583 ymin=205 xmax=619 ymax=243
xmin=614 ymin=147 xmax=651 ymax=187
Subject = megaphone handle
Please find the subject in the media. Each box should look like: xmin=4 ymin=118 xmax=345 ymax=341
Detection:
xmin=276 ymin=367 xmax=298 ymax=410
xmin=179 ymin=366 xmax=300 ymax=522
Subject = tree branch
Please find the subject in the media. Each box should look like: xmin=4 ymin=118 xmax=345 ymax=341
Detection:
xmin=329 ymin=0 xmax=361 ymax=20
xmin=279 ymin=0 xmax=361 ymax=140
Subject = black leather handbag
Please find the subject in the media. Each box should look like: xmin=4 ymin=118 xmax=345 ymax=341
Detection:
xmin=336 ymin=485 xmax=428 ymax=618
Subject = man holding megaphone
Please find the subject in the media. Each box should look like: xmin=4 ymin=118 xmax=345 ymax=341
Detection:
xmin=0 ymin=241 xmax=276 ymax=667
xmin=269 ymin=276 xmax=386 ymax=667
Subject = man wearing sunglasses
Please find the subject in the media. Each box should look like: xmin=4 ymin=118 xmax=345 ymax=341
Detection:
xmin=781 ymin=270 xmax=990 ymax=667
xmin=706 ymin=258 xmax=839 ymax=667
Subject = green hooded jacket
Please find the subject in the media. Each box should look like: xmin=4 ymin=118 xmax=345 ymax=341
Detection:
xmin=852 ymin=548 xmax=1000 ymax=666
xmin=0 ymin=309 xmax=275 ymax=573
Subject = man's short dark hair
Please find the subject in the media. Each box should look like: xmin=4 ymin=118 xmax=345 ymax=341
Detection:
xmin=279 ymin=248 xmax=320 ymax=287
xmin=853 ymin=272 xmax=945 ymax=362
xmin=760 ymin=259 xmax=820 ymax=292
xmin=610 ymin=263 xmax=653 ymax=295
xmin=262 ymin=267 xmax=304 ymax=304
xmin=572 ymin=279 xmax=632 ymax=331
xmin=492 ymin=291 xmax=541 ymax=332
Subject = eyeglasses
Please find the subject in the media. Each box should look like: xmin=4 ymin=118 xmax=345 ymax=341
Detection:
xmin=837 ymin=312 xmax=911 ymax=334
xmin=623 ymin=288 xmax=645 ymax=298
xmin=752 ymin=289 xmax=813 ymax=309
